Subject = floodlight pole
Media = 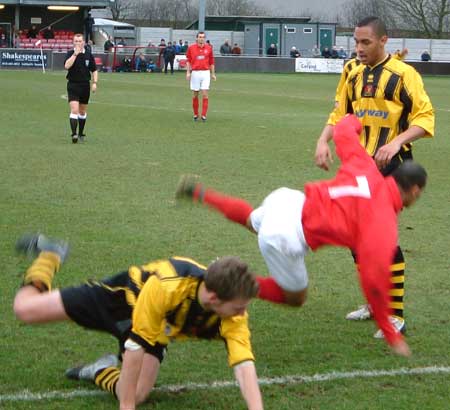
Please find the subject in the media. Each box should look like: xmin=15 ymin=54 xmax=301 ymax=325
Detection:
xmin=198 ymin=0 xmax=206 ymax=32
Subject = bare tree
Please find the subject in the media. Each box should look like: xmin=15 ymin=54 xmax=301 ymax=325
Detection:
xmin=341 ymin=0 xmax=397 ymax=28
xmin=110 ymin=0 xmax=136 ymax=20
xmin=206 ymin=0 xmax=267 ymax=16
xmin=341 ymin=0 xmax=450 ymax=37
xmin=111 ymin=0 xmax=267 ymax=25
xmin=388 ymin=0 xmax=450 ymax=38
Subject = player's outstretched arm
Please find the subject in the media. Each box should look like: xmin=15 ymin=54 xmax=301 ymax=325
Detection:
xmin=391 ymin=339 xmax=411 ymax=357
xmin=315 ymin=124 xmax=334 ymax=171
xmin=233 ymin=361 xmax=264 ymax=410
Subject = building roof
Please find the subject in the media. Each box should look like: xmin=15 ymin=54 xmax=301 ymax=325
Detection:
xmin=94 ymin=18 xmax=134 ymax=27
xmin=2 ymin=0 xmax=109 ymax=6
xmin=185 ymin=15 xmax=312 ymax=30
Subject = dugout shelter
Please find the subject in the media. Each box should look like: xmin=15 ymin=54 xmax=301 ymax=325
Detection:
xmin=0 ymin=0 xmax=110 ymax=46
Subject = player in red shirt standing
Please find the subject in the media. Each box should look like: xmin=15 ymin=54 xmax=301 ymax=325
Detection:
xmin=186 ymin=32 xmax=216 ymax=122
xmin=176 ymin=115 xmax=427 ymax=357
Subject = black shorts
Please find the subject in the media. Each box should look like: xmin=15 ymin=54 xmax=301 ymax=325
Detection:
xmin=67 ymin=81 xmax=90 ymax=104
xmin=380 ymin=148 xmax=413 ymax=176
xmin=60 ymin=271 xmax=166 ymax=362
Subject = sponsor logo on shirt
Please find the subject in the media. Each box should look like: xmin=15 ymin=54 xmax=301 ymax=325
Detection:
xmin=355 ymin=109 xmax=389 ymax=120
xmin=196 ymin=55 xmax=205 ymax=60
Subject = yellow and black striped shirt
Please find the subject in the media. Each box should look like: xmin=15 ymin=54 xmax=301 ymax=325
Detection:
xmin=334 ymin=58 xmax=362 ymax=103
xmin=334 ymin=53 xmax=406 ymax=103
xmin=328 ymin=55 xmax=434 ymax=160
xmin=117 ymin=256 xmax=254 ymax=367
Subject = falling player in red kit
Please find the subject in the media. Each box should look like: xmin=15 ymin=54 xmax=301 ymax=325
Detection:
xmin=186 ymin=32 xmax=216 ymax=122
xmin=176 ymin=115 xmax=427 ymax=357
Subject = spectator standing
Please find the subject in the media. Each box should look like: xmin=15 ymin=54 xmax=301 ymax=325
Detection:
xmin=85 ymin=39 xmax=93 ymax=53
xmin=232 ymin=43 xmax=242 ymax=55
xmin=104 ymin=35 xmax=114 ymax=52
xmin=421 ymin=50 xmax=431 ymax=61
xmin=220 ymin=39 xmax=232 ymax=55
xmin=267 ymin=43 xmax=277 ymax=56
xmin=84 ymin=12 xmax=95 ymax=44
xmin=158 ymin=38 xmax=166 ymax=70
xmin=163 ymin=41 xmax=176 ymax=74
xmin=117 ymin=37 xmax=126 ymax=46
xmin=186 ymin=31 xmax=215 ymax=122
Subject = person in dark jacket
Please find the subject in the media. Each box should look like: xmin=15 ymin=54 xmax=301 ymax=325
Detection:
xmin=267 ymin=43 xmax=277 ymax=56
xmin=163 ymin=41 xmax=176 ymax=74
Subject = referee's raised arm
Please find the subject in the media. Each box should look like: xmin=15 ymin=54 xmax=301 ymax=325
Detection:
xmin=64 ymin=46 xmax=81 ymax=69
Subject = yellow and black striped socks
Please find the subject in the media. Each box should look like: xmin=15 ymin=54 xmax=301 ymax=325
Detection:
xmin=94 ymin=366 xmax=121 ymax=398
xmin=23 ymin=252 xmax=61 ymax=292
xmin=389 ymin=246 xmax=405 ymax=320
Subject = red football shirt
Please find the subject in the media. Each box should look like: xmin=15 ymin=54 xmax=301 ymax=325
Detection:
xmin=186 ymin=43 xmax=215 ymax=71
xmin=302 ymin=115 xmax=404 ymax=346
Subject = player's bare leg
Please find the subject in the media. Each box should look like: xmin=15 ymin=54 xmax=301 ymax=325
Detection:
xmin=14 ymin=288 xmax=69 ymax=323
xmin=13 ymin=233 xmax=70 ymax=323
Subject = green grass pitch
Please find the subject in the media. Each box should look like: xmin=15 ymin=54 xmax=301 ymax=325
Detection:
xmin=1 ymin=69 xmax=450 ymax=409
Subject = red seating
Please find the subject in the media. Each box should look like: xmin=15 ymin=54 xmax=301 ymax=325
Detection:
xmin=94 ymin=57 xmax=103 ymax=67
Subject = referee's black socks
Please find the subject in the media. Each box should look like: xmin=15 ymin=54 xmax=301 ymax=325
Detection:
xmin=78 ymin=113 xmax=87 ymax=136
xmin=69 ymin=113 xmax=78 ymax=136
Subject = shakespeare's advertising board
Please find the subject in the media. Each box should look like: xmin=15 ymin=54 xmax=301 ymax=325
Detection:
xmin=0 ymin=50 xmax=48 ymax=68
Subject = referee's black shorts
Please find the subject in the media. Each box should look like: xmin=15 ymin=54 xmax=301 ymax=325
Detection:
xmin=67 ymin=81 xmax=90 ymax=104
xmin=60 ymin=271 xmax=166 ymax=362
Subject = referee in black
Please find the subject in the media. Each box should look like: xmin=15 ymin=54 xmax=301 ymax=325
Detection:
xmin=64 ymin=33 xmax=98 ymax=143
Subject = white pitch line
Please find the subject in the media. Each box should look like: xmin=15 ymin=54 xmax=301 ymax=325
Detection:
xmin=2 ymin=365 xmax=450 ymax=403
xmin=58 ymin=94 xmax=317 ymax=119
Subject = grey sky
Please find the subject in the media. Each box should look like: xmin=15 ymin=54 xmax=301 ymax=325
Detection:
xmin=255 ymin=0 xmax=348 ymax=20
